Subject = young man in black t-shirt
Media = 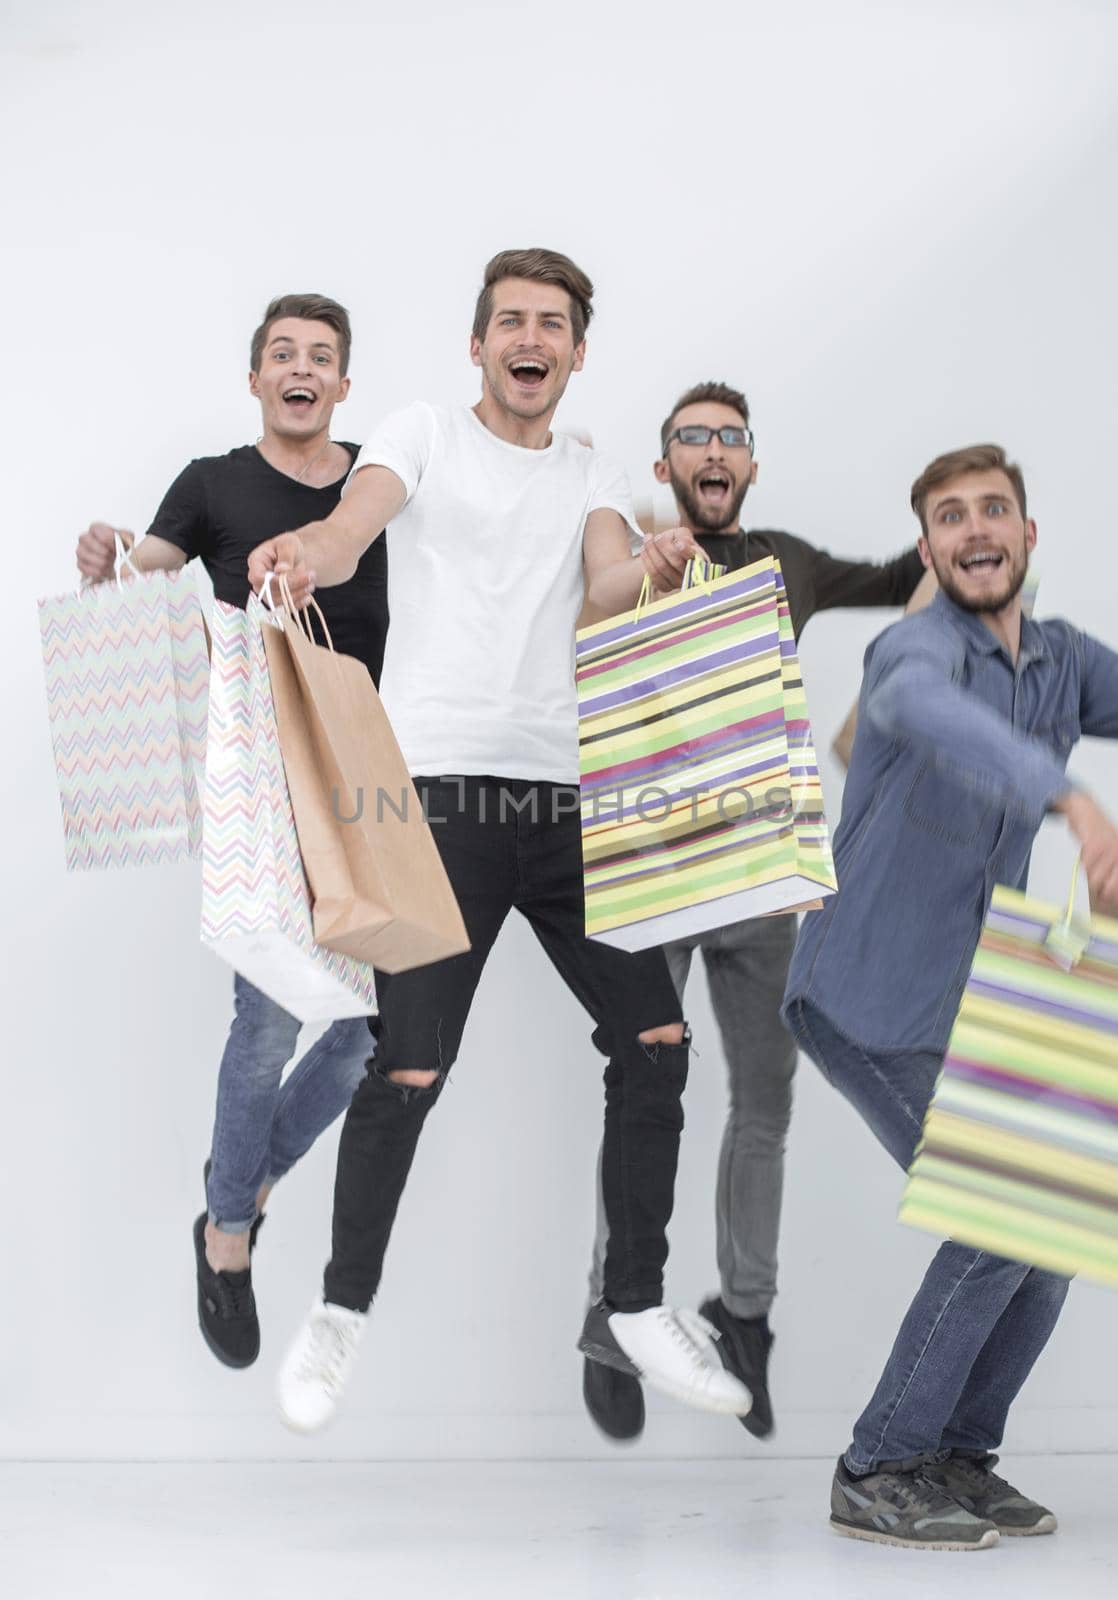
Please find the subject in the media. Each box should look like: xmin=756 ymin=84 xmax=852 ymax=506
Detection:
xmin=76 ymin=293 xmax=388 ymax=1371
xmin=583 ymin=380 xmax=925 ymax=1444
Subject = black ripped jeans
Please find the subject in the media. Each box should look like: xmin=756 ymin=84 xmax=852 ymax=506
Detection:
xmin=324 ymin=777 xmax=689 ymax=1315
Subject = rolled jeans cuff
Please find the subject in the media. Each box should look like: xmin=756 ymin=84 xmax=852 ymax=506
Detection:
xmin=206 ymin=1207 xmax=256 ymax=1234
xmin=844 ymin=1446 xmax=949 ymax=1477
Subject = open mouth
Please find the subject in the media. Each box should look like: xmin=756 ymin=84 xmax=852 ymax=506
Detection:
xmin=695 ymin=468 xmax=732 ymax=505
xmin=283 ymin=387 xmax=317 ymax=413
xmin=508 ymin=359 xmax=549 ymax=390
xmin=958 ymin=549 xmax=1005 ymax=575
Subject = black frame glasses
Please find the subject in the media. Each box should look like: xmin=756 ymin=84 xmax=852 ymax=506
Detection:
xmin=663 ymin=424 xmax=755 ymax=453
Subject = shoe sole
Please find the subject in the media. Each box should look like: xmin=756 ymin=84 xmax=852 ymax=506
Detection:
xmin=276 ymin=1398 xmax=331 ymax=1435
xmin=581 ymin=1360 xmax=645 ymax=1444
xmin=640 ymin=1369 xmax=751 ymax=1416
xmin=742 ymin=1411 xmax=774 ymax=1440
xmin=578 ymin=1331 xmax=641 ymax=1380
xmin=588 ymin=1337 xmax=750 ymax=1416
xmin=197 ymin=1304 xmax=259 ymax=1370
xmin=999 ymin=1516 xmax=1058 ymax=1536
xmin=831 ymin=1517 xmax=1000 ymax=1551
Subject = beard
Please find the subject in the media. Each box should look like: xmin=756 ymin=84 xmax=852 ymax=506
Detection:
xmin=928 ymin=542 xmax=1030 ymax=615
xmin=668 ymin=463 xmax=751 ymax=533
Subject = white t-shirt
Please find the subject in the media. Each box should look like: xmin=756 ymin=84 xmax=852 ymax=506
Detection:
xmin=349 ymin=402 xmax=640 ymax=782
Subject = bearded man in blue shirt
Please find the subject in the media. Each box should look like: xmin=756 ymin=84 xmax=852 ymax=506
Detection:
xmin=783 ymin=442 xmax=1118 ymax=1552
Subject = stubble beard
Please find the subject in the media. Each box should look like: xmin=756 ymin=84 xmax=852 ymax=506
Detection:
xmin=928 ymin=542 xmax=1030 ymax=616
xmin=669 ymin=464 xmax=750 ymax=534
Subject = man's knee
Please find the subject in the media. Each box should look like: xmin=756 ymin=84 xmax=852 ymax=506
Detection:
xmin=637 ymin=1021 xmax=686 ymax=1047
xmin=388 ymin=1068 xmax=440 ymax=1089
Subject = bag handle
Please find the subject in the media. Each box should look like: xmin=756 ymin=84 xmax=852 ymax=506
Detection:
xmin=1045 ymin=855 xmax=1091 ymax=971
xmin=260 ymin=570 xmax=336 ymax=654
xmin=78 ymin=528 xmax=138 ymax=597
xmin=632 ymin=556 xmax=726 ymax=626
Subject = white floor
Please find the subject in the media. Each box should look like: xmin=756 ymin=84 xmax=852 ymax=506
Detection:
xmin=2 ymin=1456 xmax=1114 ymax=1600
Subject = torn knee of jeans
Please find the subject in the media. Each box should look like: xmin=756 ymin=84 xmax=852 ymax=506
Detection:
xmin=372 ymin=1058 xmax=447 ymax=1103
xmin=637 ymin=1021 xmax=688 ymax=1050
xmin=388 ymin=1068 xmax=440 ymax=1089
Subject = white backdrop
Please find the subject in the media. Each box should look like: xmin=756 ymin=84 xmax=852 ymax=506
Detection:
xmin=4 ymin=0 xmax=1117 ymax=1461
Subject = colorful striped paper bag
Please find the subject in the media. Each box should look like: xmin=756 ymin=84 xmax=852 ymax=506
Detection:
xmin=200 ymin=599 xmax=377 ymax=1022
xmin=900 ymin=881 xmax=1118 ymax=1287
xmin=38 ymin=568 xmax=209 ymax=871
xmin=576 ymin=556 xmax=837 ymax=951
xmin=774 ymin=563 xmax=836 ymax=899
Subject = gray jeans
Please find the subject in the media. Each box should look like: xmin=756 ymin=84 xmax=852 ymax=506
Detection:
xmin=589 ymin=913 xmax=798 ymax=1321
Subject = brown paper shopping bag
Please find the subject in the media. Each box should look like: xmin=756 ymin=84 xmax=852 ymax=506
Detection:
xmin=261 ymin=589 xmax=469 ymax=973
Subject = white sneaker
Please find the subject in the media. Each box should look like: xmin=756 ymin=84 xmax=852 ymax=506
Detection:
xmin=276 ymin=1300 xmax=366 ymax=1433
xmin=607 ymin=1305 xmax=752 ymax=1415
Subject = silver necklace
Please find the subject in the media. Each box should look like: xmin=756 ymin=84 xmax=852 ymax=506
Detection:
xmin=257 ymin=436 xmax=334 ymax=484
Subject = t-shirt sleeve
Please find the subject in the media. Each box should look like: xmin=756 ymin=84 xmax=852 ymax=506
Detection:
xmin=810 ymin=540 xmax=926 ymax=611
xmin=144 ymin=460 xmax=210 ymax=560
xmin=348 ymin=401 xmax=436 ymax=504
xmin=587 ymin=451 xmax=644 ymax=554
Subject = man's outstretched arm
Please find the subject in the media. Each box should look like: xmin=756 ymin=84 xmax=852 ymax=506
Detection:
xmin=867 ymin=627 xmax=1118 ymax=911
xmin=247 ymin=464 xmax=407 ymax=602
xmin=582 ymin=509 xmax=705 ymax=622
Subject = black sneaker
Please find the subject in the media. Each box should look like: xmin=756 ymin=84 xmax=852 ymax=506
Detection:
xmin=922 ymin=1453 xmax=1057 ymax=1536
xmin=582 ymin=1357 xmax=645 ymax=1442
xmin=699 ymin=1296 xmax=775 ymax=1438
xmin=578 ymin=1299 xmax=641 ymax=1376
xmin=193 ymin=1212 xmax=260 ymax=1369
xmin=830 ymin=1457 xmax=1000 ymax=1550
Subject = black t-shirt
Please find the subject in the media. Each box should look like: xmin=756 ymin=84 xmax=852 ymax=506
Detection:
xmin=693 ymin=527 xmax=925 ymax=641
xmin=145 ymin=443 xmax=388 ymax=683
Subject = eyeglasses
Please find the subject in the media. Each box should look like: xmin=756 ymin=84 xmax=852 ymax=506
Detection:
xmin=663 ymin=424 xmax=755 ymax=453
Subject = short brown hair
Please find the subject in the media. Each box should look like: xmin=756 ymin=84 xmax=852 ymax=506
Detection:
xmin=250 ymin=293 xmax=352 ymax=376
xmin=910 ymin=443 xmax=1027 ymax=534
xmin=660 ymin=381 xmax=750 ymax=454
xmin=471 ymin=248 xmax=594 ymax=346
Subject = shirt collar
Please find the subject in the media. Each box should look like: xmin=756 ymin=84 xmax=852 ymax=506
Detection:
xmin=931 ymin=587 xmax=1048 ymax=666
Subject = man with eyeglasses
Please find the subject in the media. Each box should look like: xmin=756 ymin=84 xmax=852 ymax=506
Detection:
xmin=583 ymin=380 xmax=926 ymax=1445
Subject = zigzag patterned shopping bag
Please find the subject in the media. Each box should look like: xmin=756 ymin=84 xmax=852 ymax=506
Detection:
xmin=38 ymin=568 xmax=209 ymax=871
xmin=575 ymin=556 xmax=836 ymax=951
xmin=200 ymin=598 xmax=377 ymax=1022
xmin=900 ymin=872 xmax=1118 ymax=1287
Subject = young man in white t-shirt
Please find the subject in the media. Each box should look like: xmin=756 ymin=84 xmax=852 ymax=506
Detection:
xmin=247 ymin=248 xmax=754 ymax=1432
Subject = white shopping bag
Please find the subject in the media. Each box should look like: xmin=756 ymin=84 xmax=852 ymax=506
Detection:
xmin=200 ymin=598 xmax=377 ymax=1021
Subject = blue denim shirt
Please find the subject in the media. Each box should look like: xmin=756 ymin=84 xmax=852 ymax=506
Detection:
xmin=783 ymin=590 xmax=1118 ymax=1052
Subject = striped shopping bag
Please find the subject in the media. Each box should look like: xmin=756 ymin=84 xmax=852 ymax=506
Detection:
xmin=900 ymin=871 xmax=1118 ymax=1287
xmin=575 ymin=556 xmax=837 ymax=951
xmin=200 ymin=598 xmax=378 ymax=1022
xmin=38 ymin=567 xmax=209 ymax=871
xmin=774 ymin=562 xmax=836 ymax=898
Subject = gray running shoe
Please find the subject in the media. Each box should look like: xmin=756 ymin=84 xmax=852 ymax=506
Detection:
xmin=830 ymin=1457 xmax=1000 ymax=1551
xmin=922 ymin=1453 xmax=1057 ymax=1536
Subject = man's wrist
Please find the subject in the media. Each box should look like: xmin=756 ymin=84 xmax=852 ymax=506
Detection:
xmin=1052 ymin=786 xmax=1092 ymax=824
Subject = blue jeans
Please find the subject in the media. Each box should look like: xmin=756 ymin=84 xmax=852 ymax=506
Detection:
xmin=786 ymin=998 xmax=1070 ymax=1475
xmin=207 ymin=975 xmax=373 ymax=1232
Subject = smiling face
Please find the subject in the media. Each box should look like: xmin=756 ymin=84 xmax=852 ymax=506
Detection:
xmin=920 ymin=468 xmax=1036 ymax=614
xmin=248 ymin=317 xmax=350 ymax=440
xmin=469 ymin=276 xmax=585 ymax=424
xmin=654 ymin=400 xmax=758 ymax=532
